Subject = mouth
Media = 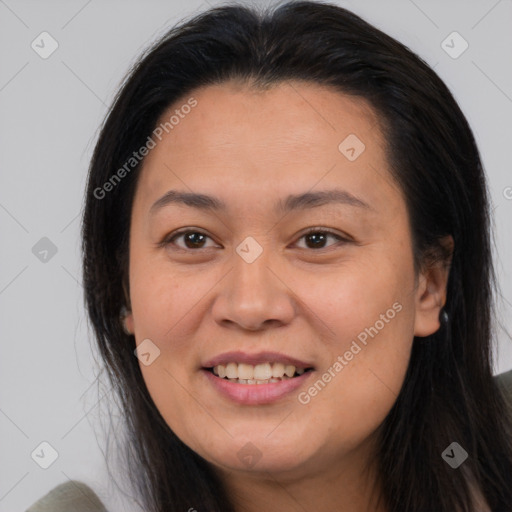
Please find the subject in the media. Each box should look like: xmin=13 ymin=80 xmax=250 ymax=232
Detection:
xmin=204 ymin=362 xmax=315 ymax=385
xmin=200 ymin=351 xmax=316 ymax=404
xmin=200 ymin=356 xmax=316 ymax=405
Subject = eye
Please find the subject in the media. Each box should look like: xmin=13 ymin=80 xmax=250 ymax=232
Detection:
xmin=160 ymin=227 xmax=350 ymax=252
xmin=294 ymin=228 xmax=349 ymax=250
xmin=163 ymin=229 xmax=218 ymax=251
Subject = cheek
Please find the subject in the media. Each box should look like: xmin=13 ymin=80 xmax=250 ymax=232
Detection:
xmin=130 ymin=264 xmax=204 ymax=439
xmin=303 ymin=258 xmax=415 ymax=419
xmin=307 ymin=254 xmax=414 ymax=343
xmin=129 ymin=256 xmax=199 ymax=338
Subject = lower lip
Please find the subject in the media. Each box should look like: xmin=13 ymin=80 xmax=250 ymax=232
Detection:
xmin=201 ymin=369 xmax=314 ymax=405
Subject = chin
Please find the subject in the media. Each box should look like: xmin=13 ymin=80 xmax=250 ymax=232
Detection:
xmin=197 ymin=435 xmax=315 ymax=476
xmin=212 ymin=452 xmax=311 ymax=476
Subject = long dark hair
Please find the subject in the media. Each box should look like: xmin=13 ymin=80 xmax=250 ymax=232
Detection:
xmin=81 ymin=1 xmax=512 ymax=510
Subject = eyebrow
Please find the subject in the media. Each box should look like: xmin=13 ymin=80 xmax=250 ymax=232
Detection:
xmin=149 ymin=188 xmax=372 ymax=216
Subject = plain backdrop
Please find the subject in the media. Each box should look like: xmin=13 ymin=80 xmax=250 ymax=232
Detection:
xmin=1 ymin=0 xmax=511 ymax=510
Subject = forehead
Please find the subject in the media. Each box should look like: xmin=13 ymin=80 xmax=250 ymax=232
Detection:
xmin=135 ymin=80 xmax=398 ymax=214
xmin=155 ymin=80 xmax=382 ymax=154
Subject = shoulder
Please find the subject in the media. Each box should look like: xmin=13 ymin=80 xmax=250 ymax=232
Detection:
xmin=495 ymin=369 xmax=512 ymax=412
xmin=462 ymin=371 xmax=512 ymax=512
xmin=25 ymin=480 xmax=108 ymax=512
xmin=495 ymin=368 xmax=512 ymax=389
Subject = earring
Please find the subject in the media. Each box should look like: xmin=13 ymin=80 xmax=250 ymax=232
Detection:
xmin=440 ymin=309 xmax=449 ymax=325
xmin=120 ymin=306 xmax=132 ymax=335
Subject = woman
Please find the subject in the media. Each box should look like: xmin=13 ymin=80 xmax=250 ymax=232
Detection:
xmin=80 ymin=1 xmax=512 ymax=510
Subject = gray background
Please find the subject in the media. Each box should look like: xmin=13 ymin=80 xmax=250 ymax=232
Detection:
xmin=1 ymin=0 xmax=511 ymax=510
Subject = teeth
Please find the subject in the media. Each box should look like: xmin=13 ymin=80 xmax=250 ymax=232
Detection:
xmin=284 ymin=365 xmax=295 ymax=377
xmin=221 ymin=375 xmax=293 ymax=385
xmin=254 ymin=363 xmax=272 ymax=380
xmin=226 ymin=362 xmax=237 ymax=379
xmin=238 ymin=363 xmax=254 ymax=380
xmin=272 ymin=362 xmax=285 ymax=378
xmin=211 ymin=362 xmax=310 ymax=383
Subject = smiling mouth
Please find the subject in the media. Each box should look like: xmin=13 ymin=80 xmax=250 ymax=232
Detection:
xmin=205 ymin=362 xmax=314 ymax=385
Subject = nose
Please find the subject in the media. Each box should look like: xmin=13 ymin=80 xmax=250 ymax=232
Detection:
xmin=211 ymin=249 xmax=297 ymax=332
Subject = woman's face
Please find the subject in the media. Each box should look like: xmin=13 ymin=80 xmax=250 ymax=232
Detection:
xmin=124 ymin=81 xmax=447 ymax=481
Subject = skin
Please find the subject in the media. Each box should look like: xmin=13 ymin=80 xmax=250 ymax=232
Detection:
xmin=124 ymin=80 xmax=452 ymax=511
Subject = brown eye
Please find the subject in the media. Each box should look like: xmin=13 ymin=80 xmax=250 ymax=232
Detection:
xmin=161 ymin=227 xmax=349 ymax=252
xmin=296 ymin=229 xmax=348 ymax=250
xmin=166 ymin=230 xmax=217 ymax=250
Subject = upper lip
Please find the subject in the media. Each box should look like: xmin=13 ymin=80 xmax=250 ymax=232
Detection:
xmin=202 ymin=351 xmax=315 ymax=370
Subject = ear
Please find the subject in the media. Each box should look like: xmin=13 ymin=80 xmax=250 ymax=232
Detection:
xmin=121 ymin=278 xmax=134 ymax=335
xmin=124 ymin=309 xmax=135 ymax=335
xmin=414 ymin=235 xmax=454 ymax=337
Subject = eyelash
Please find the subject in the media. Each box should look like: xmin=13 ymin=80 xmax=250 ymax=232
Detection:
xmin=159 ymin=227 xmax=350 ymax=252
